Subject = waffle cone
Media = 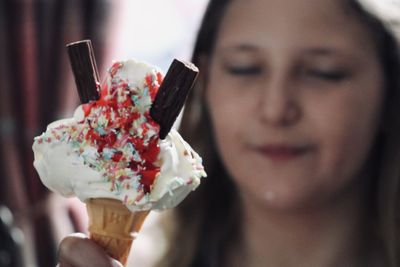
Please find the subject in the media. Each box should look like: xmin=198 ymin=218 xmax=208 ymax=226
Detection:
xmin=86 ymin=198 xmax=150 ymax=266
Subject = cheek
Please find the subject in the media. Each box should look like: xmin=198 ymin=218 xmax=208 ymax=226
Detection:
xmin=205 ymin=77 xmax=259 ymax=183
xmin=205 ymin=63 xmax=258 ymax=146
xmin=308 ymin=85 xmax=383 ymax=183
xmin=206 ymin=82 xmax=245 ymax=154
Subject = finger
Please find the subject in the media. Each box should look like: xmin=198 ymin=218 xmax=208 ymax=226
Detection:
xmin=58 ymin=259 xmax=121 ymax=267
xmin=58 ymin=233 xmax=120 ymax=267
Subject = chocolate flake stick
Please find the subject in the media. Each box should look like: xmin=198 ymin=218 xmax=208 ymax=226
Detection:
xmin=66 ymin=40 xmax=100 ymax=103
xmin=150 ymin=59 xmax=199 ymax=139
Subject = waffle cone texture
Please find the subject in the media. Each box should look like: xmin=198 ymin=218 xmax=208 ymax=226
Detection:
xmin=86 ymin=198 xmax=150 ymax=266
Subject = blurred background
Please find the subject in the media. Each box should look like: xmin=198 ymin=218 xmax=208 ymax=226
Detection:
xmin=0 ymin=0 xmax=208 ymax=266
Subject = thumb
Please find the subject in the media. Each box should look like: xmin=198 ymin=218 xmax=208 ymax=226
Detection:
xmin=58 ymin=233 xmax=123 ymax=267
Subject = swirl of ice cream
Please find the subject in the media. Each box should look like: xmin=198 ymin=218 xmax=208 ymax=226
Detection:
xmin=32 ymin=59 xmax=206 ymax=211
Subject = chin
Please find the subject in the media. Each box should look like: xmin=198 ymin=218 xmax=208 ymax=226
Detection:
xmin=240 ymin=181 xmax=334 ymax=213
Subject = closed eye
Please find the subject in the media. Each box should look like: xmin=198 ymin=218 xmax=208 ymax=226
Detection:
xmin=306 ymin=69 xmax=349 ymax=82
xmin=226 ymin=65 xmax=262 ymax=76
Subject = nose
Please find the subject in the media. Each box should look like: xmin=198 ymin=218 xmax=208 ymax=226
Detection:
xmin=258 ymin=77 xmax=301 ymax=126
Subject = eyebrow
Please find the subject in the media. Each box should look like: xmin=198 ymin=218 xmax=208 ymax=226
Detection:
xmin=303 ymin=47 xmax=363 ymax=64
xmin=217 ymin=44 xmax=260 ymax=55
xmin=218 ymin=45 xmax=357 ymax=62
xmin=221 ymin=45 xmax=344 ymax=55
xmin=302 ymin=47 xmax=347 ymax=57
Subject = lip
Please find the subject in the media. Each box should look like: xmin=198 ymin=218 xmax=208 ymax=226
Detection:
xmin=251 ymin=143 xmax=312 ymax=162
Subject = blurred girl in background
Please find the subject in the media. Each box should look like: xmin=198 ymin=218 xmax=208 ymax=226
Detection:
xmin=59 ymin=0 xmax=400 ymax=266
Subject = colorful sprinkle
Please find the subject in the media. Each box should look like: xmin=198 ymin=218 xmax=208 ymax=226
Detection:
xmin=39 ymin=62 xmax=164 ymax=199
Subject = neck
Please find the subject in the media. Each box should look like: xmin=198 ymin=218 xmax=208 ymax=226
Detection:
xmin=228 ymin=181 xmax=376 ymax=267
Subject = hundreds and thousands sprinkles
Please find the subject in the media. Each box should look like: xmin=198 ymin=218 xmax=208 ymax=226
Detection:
xmin=36 ymin=62 xmax=164 ymax=198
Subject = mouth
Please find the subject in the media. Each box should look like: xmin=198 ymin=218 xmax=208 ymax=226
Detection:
xmin=250 ymin=143 xmax=313 ymax=162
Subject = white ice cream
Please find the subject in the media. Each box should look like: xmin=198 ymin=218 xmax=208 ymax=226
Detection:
xmin=32 ymin=59 xmax=206 ymax=211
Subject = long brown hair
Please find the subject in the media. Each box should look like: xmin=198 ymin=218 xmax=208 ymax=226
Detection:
xmin=160 ymin=1 xmax=400 ymax=266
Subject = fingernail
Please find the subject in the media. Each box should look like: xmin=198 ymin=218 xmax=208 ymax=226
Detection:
xmin=110 ymin=259 xmax=123 ymax=267
xmin=68 ymin=232 xmax=88 ymax=239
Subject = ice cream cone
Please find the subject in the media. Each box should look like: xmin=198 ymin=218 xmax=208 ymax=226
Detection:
xmin=86 ymin=198 xmax=150 ymax=266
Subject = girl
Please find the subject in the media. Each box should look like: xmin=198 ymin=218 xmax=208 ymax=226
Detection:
xmin=58 ymin=0 xmax=400 ymax=266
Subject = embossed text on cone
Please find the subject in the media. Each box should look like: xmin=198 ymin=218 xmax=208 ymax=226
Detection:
xmin=86 ymin=198 xmax=150 ymax=266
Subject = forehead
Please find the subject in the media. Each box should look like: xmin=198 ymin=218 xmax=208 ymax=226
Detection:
xmin=217 ymin=0 xmax=374 ymax=52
